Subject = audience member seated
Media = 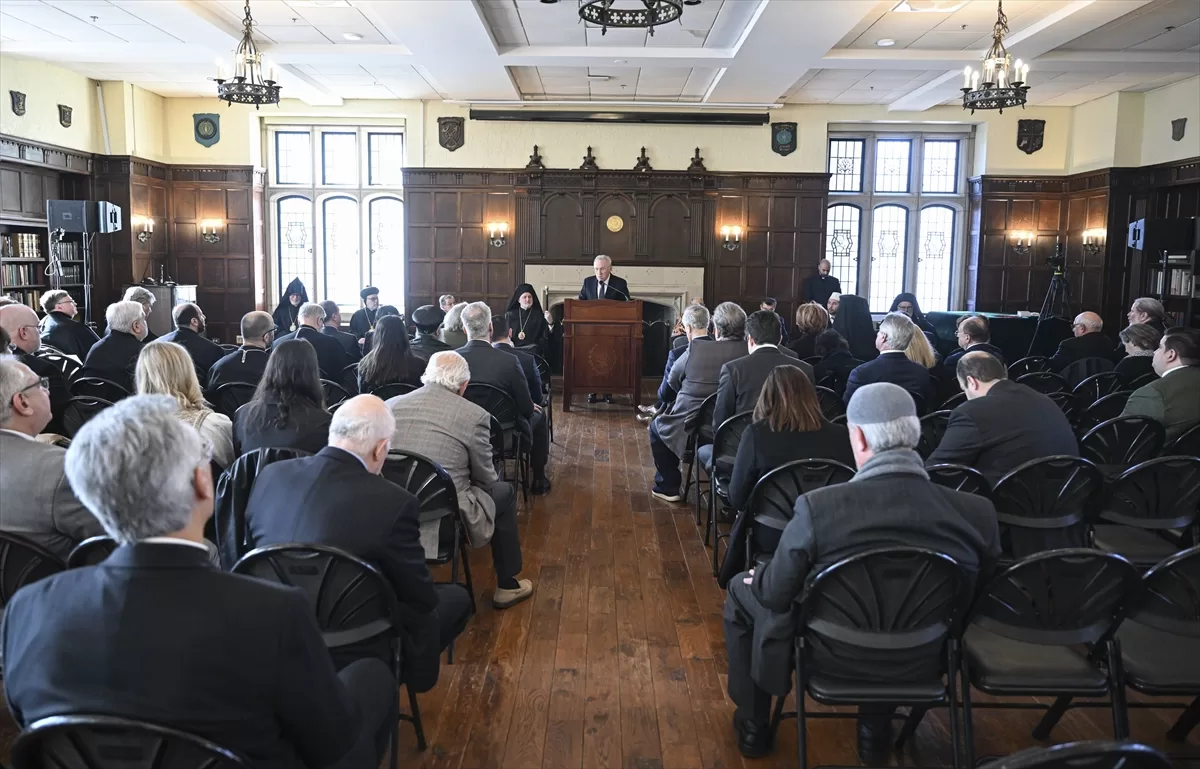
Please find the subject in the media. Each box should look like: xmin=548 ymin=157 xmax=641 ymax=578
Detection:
xmin=492 ymin=314 xmax=542 ymax=406
xmin=360 ymin=305 xmax=399 ymax=356
xmin=349 ymin=286 xmax=381 ymax=341
xmin=904 ymin=322 xmax=940 ymax=369
xmin=387 ymin=351 xmax=533 ymax=609
xmin=785 ymin=302 xmax=830 ymax=360
xmin=457 ymin=302 xmax=551 ymax=495
xmin=1047 ymin=311 xmax=1117 ymax=371
xmin=136 ymin=341 xmax=234 ymax=469
xmin=234 ymin=338 xmax=331 ymax=455
xmin=843 ymin=312 xmax=932 ymax=408
xmin=80 ymin=300 xmax=147 ymax=393
xmin=714 ymin=309 xmax=809 ymax=431
xmin=357 ymin=315 xmax=425 ymax=394
xmin=723 ymin=382 xmax=1000 ymax=762
xmin=727 ymin=366 xmax=854 ymax=512
xmin=889 ymin=292 xmax=937 ymax=336
xmin=319 ymin=300 xmax=361 ymax=362
xmin=0 ymin=395 xmax=395 ymax=769
xmin=831 ymin=294 xmax=878 ymax=362
xmin=410 ymin=305 xmax=452 ymax=361
xmin=245 ymin=395 xmax=471 ymax=690
xmin=943 ymin=314 xmax=1005 ymax=373
xmin=439 ymin=294 xmax=456 ymax=313
xmin=274 ymin=302 xmax=348 ymax=379
xmin=273 ymin=277 xmax=308 ymax=334
xmin=160 ymin=303 xmax=224 ymax=380
xmin=122 ymin=285 xmax=159 ymax=342
xmin=1121 ymin=326 xmax=1200 ymax=442
xmin=1 ymin=303 xmax=69 ymax=434
xmin=504 ymin=284 xmax=552 ymax=356
xmin=38 ymin=289 xmax=98 ymax=359
xmin=759 ymin=297 xmax=789 ymax=345
xmin=1114 ymin=323 xmax=1161 ymax=382
xmin=639 ymin=303 xmax=711 ymax=424
xmin=1127 ymin=296 xmax=1168 ymax=335
xmin=826 ymin=292 xmax=840 ymax=321
xmin=0 ymin=355 xmax=100 ymax=558
xmin=649 ymin=302 xmax=748 ymax=502
xmin=440 ymin=302 xmax=469 ymax=350
xmin=208 ymin=311 xmax=274 ymax=389
xmin=811 ymin=330 xmax=859 ymax=396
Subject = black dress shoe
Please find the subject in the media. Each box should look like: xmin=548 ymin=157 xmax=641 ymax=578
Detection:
xmin=604 ymin=394 xmax=613 ymax=404
xmin=733 ymin=715 xmax=772 ymax=759
xmin=532 ymin=478 xmax=551 ymax=495
xmin=856 ymin=720 xmax=893 ymax=765
xmin=587 ymin=393 xmax=597 ymax=403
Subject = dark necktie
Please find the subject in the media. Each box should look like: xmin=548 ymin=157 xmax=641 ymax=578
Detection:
xmin=599 ymin=282 xmax=606 ymax=299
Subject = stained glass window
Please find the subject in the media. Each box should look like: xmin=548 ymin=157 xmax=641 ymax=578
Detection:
xmin=828 ymin=139 xmax=864 ymax=193
xmin=870 ymin=205 xmax=908 ymax=312
xmin=874 ymin=139 xmax=911 ymax=193
xmin=276 ymin=196 xmax=314 ymax=295
xmin=369 ymin=197 xmax=404 ymax=300
xmin=322 ymin=196 xmax=360 ymax=305
xmin=916 ymin=205 xmax=955 ymax=312
xmin=922 ymin=140 xmax=959 ymax=193
xmin=275 ymin=132 xmax=311 ymax=185
xmin=825 ymin=204 xmax=861 ymax=297
xmin=322 ymin=132 xmax=357 ymax=186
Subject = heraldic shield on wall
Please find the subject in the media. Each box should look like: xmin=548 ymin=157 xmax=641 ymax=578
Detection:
xmin=9 ymin=91 xmax=25 ymax=116
xmin=438 ymin=116 xmax=464 ymax=152
xmin=1017 ymin=119 xmax=1045 ymax=155
xmin=1172 ymin=118 xmax=1187 ymax=142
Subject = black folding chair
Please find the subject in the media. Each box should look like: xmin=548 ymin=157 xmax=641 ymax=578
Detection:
xmin=69 ymin=376 xmax=128 ymax=402
xmin=959 ymin=549 xmax=1143 ymax=766
xmin=990 ymin=456 xmax=1105 ymax=560
xmin=36 ymin=351 xmax=81 ymax=384
xmin=1016 ymin=371 xmax=1066 ymax=394
xmin=1091 ymin=456 xmax=1200 ymax=567
xmin=917 ymin=410 xmax=952 ymax=459
xmin=814 ymin=386 xmax=844 ymax=421
xmin=683 ymin=393 xmax=717 ymax=517
xmin=0 ymin=531 xmax=65 ymax=613
xmin=1115 ymin=546 xmax=1200 ymax=743
xmin=1076 ymin=391 xmax=1134 ymax=435
xmin=533 ymin=354 xmax=554 ymax=443
xmin=1046 ymin=391 xmax=1080 ymax=427
xmin=321 ymin=379 xmax=350 ymax=409
xmin=774 ymin=547 xmax=972 ymax=769
xmin=927 ymin=464 xmax=991 ymax=497
xmin=1079 ymin=416 xmax=1165 ymax=473
xmin=339 ymin=363 xmax=360 ymax=395
xmin=1071 ymin=372 xmax=1124 ymax=409
xmin=13 ymin=714 xmax=249 ymax=769
xmin=66 ymin=536 xmax=119 ymax=568
xmin=212 ymin=447 xmax=312 ymax=569
xmin=206 ymin=383 xmax=257 ymax=420
xmin=1061 ymin=357 xmax=1114 ymax=390
xmin=1165 ymin=422 xmax=1200 ymax=458
xmin=941 ymin=391 xmax=968 ymax=411
xmin=465 ymin=383 xmax=529 ymax=504
xmin=219 ymin=343 xmax=239 ymax=353
xmin=370 ymin=382 xmax=418 ymax=401
xmin=383 ymin=451 xmax=475 ymax=662
xmin=233 ymin=544 xmax=418 ymax=761
xmin=979 ymin=741 xmax=1171 ymax=769
xmin=1008 ymin=356 xmax=1050 ymax=380
xmin=703 ymin=411 xmax=752 ymax=575
xmin=62 ymin=396 xmax=114 ymax=439
xmin=1127 ymin=372 xmax=1158 ymax=391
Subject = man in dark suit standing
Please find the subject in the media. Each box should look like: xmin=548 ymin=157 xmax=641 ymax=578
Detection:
xmin=491 ymin=314 xmax=542 ymax=406
xmin=1 ymin=395 xmax=394 ymax=769
xmin=320 ymin=300 xmax=361 ymax=362
xmin=410 ymin=305 xmax=452 ymax=361
xmin=713 ymin=310 xmax=811 ymax=431
xmin=578 ymin=254 xmax=630 ymax=404
xmin=723 ymin=383 xmax=1000 ymax=762
xmin=38 ymin=290 xmax=99 ymax=359
xmin=843 ymin=313 xmax=932 ymax=408
xmin=160 ymin=303 xmax=224 ymax=381
xmin=457 ymin=302 xmax=551 ymax=495
xmin=801 ymin=259 xmax=842 ymax=307
xmin=1 ymin=303 xmax=70 ymax=434
xmin=208 ymin=311 xmax=274 ymax=389
xmin=943 ymin=315 xmax=1005 ymax=373
xmin=80 ymin=300 xmax=148 ymax=393
xmin=245 ymin=395 xmax=471 ymax=692
xmin=1047 ymin=311 xmax=1117 ymax=371
xmin=274 ymin=302 xmax=349 ymax=380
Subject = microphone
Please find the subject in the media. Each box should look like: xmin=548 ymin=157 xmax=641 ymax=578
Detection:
xmin=600 ymin=280 xmax=630 ymax=301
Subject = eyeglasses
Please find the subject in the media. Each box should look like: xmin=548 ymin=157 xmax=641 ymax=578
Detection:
xmin=19 ymin=377 xmax=50 ymax=394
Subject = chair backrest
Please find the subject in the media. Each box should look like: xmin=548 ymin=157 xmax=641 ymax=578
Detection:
xmin=232 ymin=544 xmax=401 ymax=651
xmin=802 ymin=355 xmax=823 ymax=366
xmin=465 ymin=382 xmax=519 ymax=432
xmin=66 ymin=536 xmax=119 ymax=569
xmin=686 ymin=392 xmax=719 ymax=448
xmin=712 ymin=412 xmax=753 ymax=480
xmin=219 ymin=343 xmax=239 ymax=352
xmin=370 ymin=382 xmax=418 ymax=401
xmin=978 ymin=741 xmax=1171 ymax=769
xmin=487 ymin=414 xmax=505 ymax=467
xmin=206 ymin=383 xmax=257 ymax=420
xmin=1166 ymin=421 xmax=1200 ymax=458
xmin=968 ymin=548 xmax=1140 ymax=646
xmin=212 ymin=447 xmax=312 ymax=569
xmin=532 ymin=355 xmax=551 ymax=390
xmin=1046 ymin=391 xmax=1080 ymax=426
xmin=917 ymin=410 xmax=952 ymax=459
xmin=1015 ymin=371 xmax=1066 ymax=394
xmin=991 ymin=456 xmax=1104 ymax=533
xmin=1127 ymin=371 xmax=1158 ymax=391
xmin=940 ymin=391 xmax=967 ymax=411
xmin=744 ymin=458 xmax=856 ymax=555
xmin=338 ymin=363 xmax=359 ymax=396
xmin=62 ymin=396 xmax=114 ymax=439
xmin=1071 ymin=371 xmax=1124 ymax=407
xmin=800 ymin=547 xmax=971 ymax=678
xmin=69 ymin=376 xmax=128 ymax=402
xmin=1061 ymin=356 xmax=1114 ymax=389
xmin=37 ymin=351 xmax=81 ymax=384
xmin=926 ymin=464 xmax=991 ymax=497
xmin=383 ymin=451 xmax=461 ymax=560
xmin=1099 ymin=456 xmax=1200 ymax=531
xmin=13 ymin=714 xmax=249 ymax=769
xmin=320 ymin=378 xmax=349 ymax=408
xmin=0 ymin=531 xmax=65 ymax=610
xmin=814 ymin=386 xmax=844 ymax=420
xmin=1079 ymin=416 xmax=1166 ymax=468
xmin=1077 ymin=390 xmax=1133 ymax=433
xmin=1122 ymin=545 xmax=1200 ymax=639
xmin=1007 ymin=356 xmax=1050 ymax=379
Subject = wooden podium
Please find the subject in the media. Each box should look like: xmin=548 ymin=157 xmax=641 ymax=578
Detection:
xmin=561 ymin=299 xmax=643 ymax=411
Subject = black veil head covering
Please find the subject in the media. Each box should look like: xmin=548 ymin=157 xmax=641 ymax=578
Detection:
xmin=506 ymin=283 xmax=544 ymax=314
xmin=889 ymin=292 xmax=927 ymax=322
xmin=273 ymin=277 xmax=309 ymax=331
xmin=279 ymin=277 xmax=308 ymax=306
xmin=832 ymin=294 xmax=878 ymax=361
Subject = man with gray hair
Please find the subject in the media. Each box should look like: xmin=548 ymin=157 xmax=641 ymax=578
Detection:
xmin=649 ymin=301 xmax=748 ymax=502
xmin=0 ymin=303 xmax=70 ymax=433
xmin=80 ymin=300 xmax=148 ymax=392
xmin=0 ymin=355 xmax=99 ymax=557
xmin=1 ymin=395 xmax=396 ymax=769
xmin=1048 ymin=310 xmax=1117 ymax=373
xmin=208 ymin=310 xmax=275 ymax=389
xmin=723 ymin=382 xmax=1000 ymax=763
xmin=639 ymin=302 xmax=712 ymax=423
xmin=455 ymin=301 xmax=551 ymax=493
xmin=843 ymin=311 xmax=932 ymax=408
xmin=439 ymin=293 xmax=457 ymax=313
xmin=1128 ymin=296 xmax=1167 ymax=334
xmin=122 ymin=285 xmax=158 ymax=342
xmin=273 ymin=300 xmax=348 ymax=378
xmin=388 ymin=351 xmax=532 ymax=609
xmin=38 ymin=288 xmax=99 ymax=358
xmin=245 ymin=394 xmax=471 ymax=692
xmin=578 ymin=254 xmax=631 ymax=404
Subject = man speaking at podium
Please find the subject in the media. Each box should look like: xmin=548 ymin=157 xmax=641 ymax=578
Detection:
xmin=578 ymin=254 xmax=630 ymax=404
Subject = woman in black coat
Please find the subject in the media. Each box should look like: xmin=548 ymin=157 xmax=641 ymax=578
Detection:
xmin=811 ymin=329 xmax=862 ymax=397
xmin=1115 ymin=323 xmax=1161 ymax=383
xmin=504 ymin=283 xmax=551 ymax=355
xmin=234 ymin=338 xmax=330 ymax=456
xmin=272 ymin=277 xmax=309 ymax=334
xmin=786 ymin=302 xmax=830 ymax=360
xmin=357 ymin=315 xmax=426 ymax=393
xmin=832 ymin=294 xmax=878 ymax=363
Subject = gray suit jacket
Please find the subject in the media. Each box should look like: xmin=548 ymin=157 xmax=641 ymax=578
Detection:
xmin=713 ymin=345 xmax=811 ymax=431
xmin=386 ymin=384 xmax=499 ymax=558
xmin=655 ymin=336 xmax=749 ymax=457
xmin=1121 ymin=365 xmax=1200 ymax=442
xmin=0 ymin=431 xmax=102 ymax=559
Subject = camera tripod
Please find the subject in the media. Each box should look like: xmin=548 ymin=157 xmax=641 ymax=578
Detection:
xmin=1027 ymin=264 xmax=1072 ymax=357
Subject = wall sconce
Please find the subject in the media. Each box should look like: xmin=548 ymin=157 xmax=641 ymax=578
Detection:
xmin=487 ymin=222 xmax=509 ymax=248
xmin=1082 ymin=228 xmax=1105 ymax=256
xmin=720 ymin=225 xmax=742 ymax=251
xmin=133 ymin=216 xmax=153 ymax=243
xmin=201 ymin=219 xmax=222 ymax=244
xmin=1010 ymin=230 xmax=1033 ymax=256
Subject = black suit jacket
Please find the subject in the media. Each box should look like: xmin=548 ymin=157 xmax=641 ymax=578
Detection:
xmin=208 ymin=346 xmax=270 ymax=389
xmin=802 ymin=275 xmax=841 ymax=306
xmin=246 ymin=447 xmax=442 ymax=691
xmin=160 ymin=327 xmax=224 ymax=380
xmin=19 ymin=350 xmax=69 ymax=434
xmin=713 ymin=346 xmax=811 ymax=431
xmin=1114 ymin=354 xmax=1154 ymax=383
xmin=322 ymin=325 xmax=361 ymax=362
xmin=410 ymin=332 xmax=451 ymax=361
xmin=38 ymin=311 xmax=99 ymax=360
xmin=234 ymin=399 xmax=331 ymax=456
xmin=0 ymin=543 xmax=361 ymax=769
xmin=80 ymin=330 xmax=143 ymax=393
xmin=943 ymin=342 xmax=1006 ymax=375
xmin=456 ymin=340 xmax=535 ymax=421
xmin=578 ymin=274 xmax=630 ymax=301
xmin=844 ymin=351 xmax=932 ymax=408
xmin=494 ymin=342 xmax=542 ymax=405
xmin=275 ymin=325 xmax=348 ymax=379
xmin=812 ymin=349 xmax=861 ymax=396
xmin=728 ymin=421 xmax=854 ymax=512
xmin=1048 ymin=331 xmax=1118 ymax=372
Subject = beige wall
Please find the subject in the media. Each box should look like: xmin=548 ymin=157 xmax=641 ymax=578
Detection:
xmin=1141 ymin=76 xmax=1200 ymax=167
xmin=130 ymin=86 xmax=167 ymax=163
xmin=0 ymin=56 xmax=104 ymax=154
xmin=162 ymin=97 xmax=262 ymax=166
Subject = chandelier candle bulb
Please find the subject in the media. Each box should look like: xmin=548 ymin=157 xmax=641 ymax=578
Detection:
xmin=971 ymin=71 xmax=980 ymax=90
xmin=963 ymin=66 xmax=972 ymax=88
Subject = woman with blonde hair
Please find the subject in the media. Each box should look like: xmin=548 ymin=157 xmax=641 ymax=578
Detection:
xmin=904 ymin=325 xmax=940 ymax=369
xmin=786 ymin=302 xmax=831 ymax=359
xmin=136 ymin=340 xmax=235 ymax=468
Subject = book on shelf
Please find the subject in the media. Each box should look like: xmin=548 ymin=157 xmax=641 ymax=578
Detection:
xmin=2 ymin=288 xmax=44 ymax=313
xmin=1 ymin=261 xmax=47 ymax=286
xmin=0 ymin=233 xmax=43 ymax=260
xmin=50 ymin=240 xmax=81 ymax=261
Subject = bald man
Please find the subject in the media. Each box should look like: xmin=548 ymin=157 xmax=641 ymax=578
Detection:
xmin=1048 ymin=311 xmax=1119 ymax=372
xmin=208 ymin=311 xmax=275 ymax=389
xmin=802 ymin=259 xmax=842 ymax=308
xmin=0 ymin=304 xmax=70 ymax=435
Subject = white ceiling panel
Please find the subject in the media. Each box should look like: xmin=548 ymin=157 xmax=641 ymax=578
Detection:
xmin=1 ymin=3 xmax=124 ymax=41
xmin=255 ymin=24 xmax=326 ymax=43
xmin=1059 ymin=0 xmax=1200 ymax=51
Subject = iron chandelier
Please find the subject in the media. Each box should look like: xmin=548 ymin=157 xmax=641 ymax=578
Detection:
xmin=215 ymin=0 xmax=280 ymax=109
xmin=578 ymin=0 xmax=685 ymax=37
xmin=960 ymin=0 xmax=1030 ymax=114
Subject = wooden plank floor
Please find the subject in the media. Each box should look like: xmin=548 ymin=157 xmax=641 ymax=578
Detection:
xmin=2 ymin=405 xmax=1198 ymax=767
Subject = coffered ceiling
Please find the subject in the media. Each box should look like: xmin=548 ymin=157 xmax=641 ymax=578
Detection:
xmin=0 ymin=0 xmax=1196 ymax=109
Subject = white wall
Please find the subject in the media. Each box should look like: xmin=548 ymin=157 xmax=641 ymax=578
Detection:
xmin=1140 ymin=76 xmax=1200 ymax=167
xmin=0 ymin=56 xmax=104 ymax=154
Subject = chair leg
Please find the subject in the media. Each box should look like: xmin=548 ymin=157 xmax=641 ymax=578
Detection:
xmin=1031 ymin=696 xmax=1073 ymax=740
xmin=1105 ymin=639 xmax=1130 ymax=740
xmin=770 ymin=695 xmax=787 ymax=731
xmin=795 ymin=643 xmax=808 ymax=769
xmin=460 ymin=538 xmax=476 ymax=613
xmin=894 ymin=706 xmax=927 ymax=751
xmin=959 ymin=647 xmax=976 ymax=769
xmin=408 ymin=685 xmax=427 ymax=751
xmin=945 ymin=641 xmax=963 ymax=769
xmin=1167 ymin=696 xmax=1200 ymax=742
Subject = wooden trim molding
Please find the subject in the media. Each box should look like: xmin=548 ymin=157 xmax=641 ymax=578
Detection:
xmin=404 ymin=167 xmax=831 ymax=193
xmin=0 ymin=134 xmax=92 ymax=175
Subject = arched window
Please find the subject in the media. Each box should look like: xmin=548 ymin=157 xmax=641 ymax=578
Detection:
xmin=369 ymin=196 xmax=404 ymax=302
xmin=825 ymin=204 xmax=861 ymax=297
xmin=916 ymin=205 xmax=956 ymax=312
xmin=322 ymin=196 xmax=360 ymax=308
xmin=869 ymin=204 xmax=909 ymax=312
xmin=276 ymin=196 xmax=314 ymax=297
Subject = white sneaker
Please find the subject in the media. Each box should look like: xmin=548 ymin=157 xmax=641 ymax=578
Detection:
xmin=651 ymin=489 xmax=683 ymax=503
xmin=637 ymin=405 xmax=659 ymax=415
xmin=493 ymin=579 xmax=534 ymax=609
